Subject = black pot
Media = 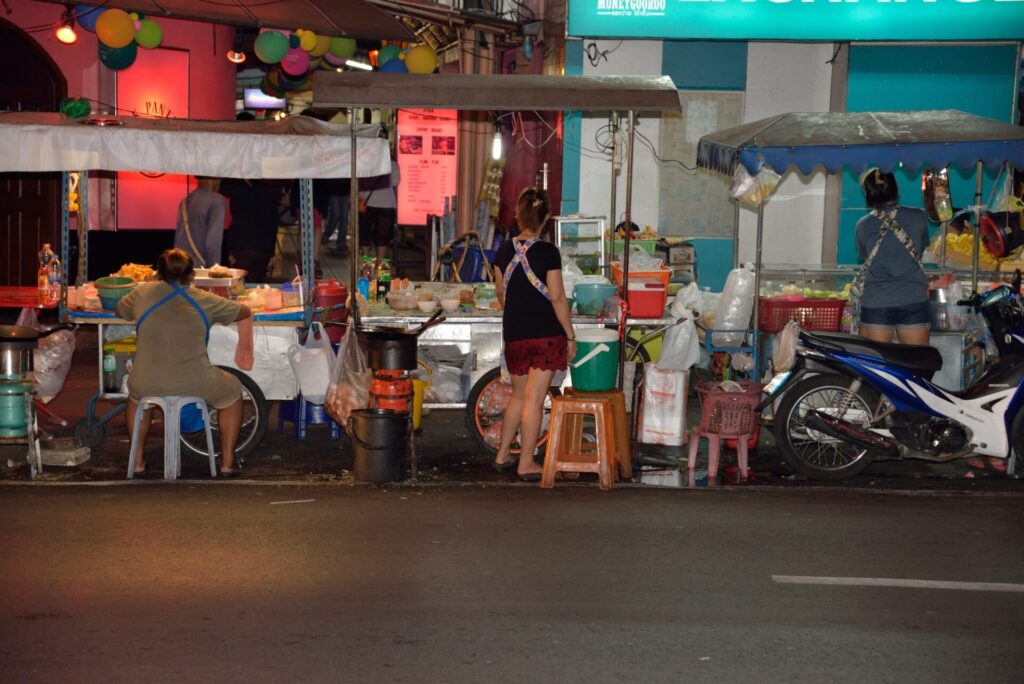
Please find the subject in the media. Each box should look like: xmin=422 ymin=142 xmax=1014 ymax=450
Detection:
xmin=357 ymin=310 xmax=446 ymax=371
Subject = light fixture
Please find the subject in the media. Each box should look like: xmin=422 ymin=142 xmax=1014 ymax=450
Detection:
xmin=345 ymin=59 xmax=373 ymax=71
xmin=226 ymin=30 xmax=246 ymax=64
xmin=55 ymin=7 xmax=77 ymax=45
xmin=523 ymin=37 xmax=534 ymax=61
xmin=491 ymin=126 xmax=503 ymax=161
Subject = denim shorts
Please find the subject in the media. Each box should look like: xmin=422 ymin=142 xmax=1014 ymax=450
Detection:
xmin=859 ymin=300 xmax=931 ymax=328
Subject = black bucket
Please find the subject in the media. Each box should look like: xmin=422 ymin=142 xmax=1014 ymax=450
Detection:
xmin=348 ymin=409 xmax=410 ymax=483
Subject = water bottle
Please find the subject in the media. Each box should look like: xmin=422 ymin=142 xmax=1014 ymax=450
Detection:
xmin=102 ymin=345 xmax=118 ymax=392
xmin=376 ymin=257 xmax=392 ymax=302
xmin=47 ymin=253 xmax=62 ymax=301
xmin=357 ymin=256 xmax=373 ymax=302
xmin=37 ymin=243 xmax=55 ymax=299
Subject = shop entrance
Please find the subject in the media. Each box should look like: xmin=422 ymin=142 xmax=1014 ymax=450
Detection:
xmin=0 ymin=19 xmax=65 ymax=287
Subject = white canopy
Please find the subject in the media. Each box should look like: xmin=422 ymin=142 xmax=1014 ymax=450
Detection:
xmin=0 ymin=112 xmax=391 ymax=179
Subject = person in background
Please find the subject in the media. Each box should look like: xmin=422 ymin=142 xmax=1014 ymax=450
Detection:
xmin=175 ymin=176 xmax=227 ymax=269
xmin=359 ymin=125 xmax=400 ymax=260
xmin=116 ymin=249 xmax=251 ymax=477
xmin=490 ymin=187 xmax=575 ymax=481
xmin=855 ymin=168 xmax=931 ymax=345
xmin=220 ymin=175 xmax=282 ymax=283
xmin=318 ymin=177 xmax=351 ymax=257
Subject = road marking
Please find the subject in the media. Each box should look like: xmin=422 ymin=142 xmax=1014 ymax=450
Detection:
xmin=772 ymin=575 xmax=1024 ymax=593
xmin=270 ymin=499 xmax=316 ymax=505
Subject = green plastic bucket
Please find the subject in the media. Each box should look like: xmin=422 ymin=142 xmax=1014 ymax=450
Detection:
xmin=570 ymin=328 xmax=619 ymax=391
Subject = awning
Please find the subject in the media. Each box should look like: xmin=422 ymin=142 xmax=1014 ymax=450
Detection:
xmin=696 ymin=110 xmax=1024 ymax=176
xmin=314 ymin=73 xmax=682 ymax=111
xmin=0 ymin=112 xmax=391 ymax=179
xmin=55 ymin=0 xmax=413 ymax=41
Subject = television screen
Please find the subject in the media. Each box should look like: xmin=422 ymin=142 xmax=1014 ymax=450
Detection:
xmin=243 ymin=88 xmax=286 ymax=110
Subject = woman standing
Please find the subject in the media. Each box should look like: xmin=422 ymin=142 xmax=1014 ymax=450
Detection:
xmin=116 ymin=248 xmax=251 ymax=477
xmin=854 ymin=169 xmax=931 ymax=345
xmin=491 ymin=188 xmax=576 ymax=480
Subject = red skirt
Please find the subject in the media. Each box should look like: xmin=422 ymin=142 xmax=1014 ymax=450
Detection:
xmin=504 ymin=335 xmax=567 ymax=376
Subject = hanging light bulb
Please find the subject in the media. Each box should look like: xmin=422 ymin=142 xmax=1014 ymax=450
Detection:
xmin=226 ymin=30 xmax=246 ymax=64
xmin=491 ymin=126 xmax=503 ymax=161
xmin=55 ymin=7 xmax=77 ymax=45
xmin=523 ymin=36 xmax=534 ymax=61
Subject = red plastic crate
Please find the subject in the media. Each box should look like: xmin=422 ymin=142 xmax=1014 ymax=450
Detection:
xmin=695 ymin=381 xmax=762 ymax=436
xmin=758 ymin=297 xmax=845 ymax=333
xmin=626 ymin=280 xmax=667 ymax=318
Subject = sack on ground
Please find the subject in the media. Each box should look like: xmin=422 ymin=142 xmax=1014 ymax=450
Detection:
xmin=638 ymin=364 xmax=688 ymax=446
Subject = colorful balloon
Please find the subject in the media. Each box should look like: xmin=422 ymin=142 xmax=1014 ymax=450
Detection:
xmin=310 ymin=35 xmax=331 ymax=57
xmin=95 ymin=9 xmax=136 ymax=49
xmin=298 ymin=30 xmax=317 ymax=52
xmin=288 ymin=34 xmax=300 ymax=49
xmin=281 ymin=47 xmax=310 ymax=76
xmin=404 ymin=45 xmax=438 ymax=74
xmin=328 ymin=37 xmax=356 ymax=59
xmin=98 ymin=41 xmax=138 ymax=70
xmin=75 ymin=5 xmax=101 ymax=32
xmin=378 ymin=45 xmax=402 ymax=66
xmin=134 ymin=19 xmax=163 ymax=49
xmin=322 ymin=51 xmax=346 ymax=67
xmin=379 ymin=58 xmax=408 ymax=73
xmin=254 ymin=31 xmax=288 ymax=64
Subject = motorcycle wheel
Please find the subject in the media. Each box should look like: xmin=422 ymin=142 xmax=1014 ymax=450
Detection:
xmin=773 ymin=373 xmax=882 ymax=480
xmin=179 ymin=367 xmax=269 ymax=467
xmin=465 ymin=367 xmax=560 ymax=457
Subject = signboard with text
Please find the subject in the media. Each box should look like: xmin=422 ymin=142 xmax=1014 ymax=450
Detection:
xmin=116 ymin=48 xmax=190 ymax=230
xmin=568 ymin=0 xmax=1024 ymax=41
xmin=397 ymin=109 xmax=458 ymax=226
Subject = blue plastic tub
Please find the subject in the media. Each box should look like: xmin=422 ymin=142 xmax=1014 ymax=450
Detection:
xmin=452 ymin=246 xmax=497 ymax=283
xmin=573 ymin=282 xmax=618 ymax=316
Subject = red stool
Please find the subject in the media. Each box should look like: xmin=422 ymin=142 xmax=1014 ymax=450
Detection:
xmin=688 ymin=382 xmax=761 ymax=487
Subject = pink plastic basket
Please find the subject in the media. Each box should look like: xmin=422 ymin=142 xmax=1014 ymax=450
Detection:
xmin=695 ymin=381 xmax=762 ymax=437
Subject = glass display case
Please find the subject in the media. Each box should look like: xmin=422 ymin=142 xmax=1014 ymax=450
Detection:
xmin=554 ymin=215 xmax=607 ymax=275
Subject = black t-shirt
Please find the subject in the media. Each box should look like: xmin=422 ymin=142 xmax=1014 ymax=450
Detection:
xmin=493 ymin=239 xmax=565 ymax=342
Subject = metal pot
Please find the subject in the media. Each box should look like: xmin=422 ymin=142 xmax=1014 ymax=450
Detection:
xmin=357 ymin=310 xmax=446 ymax=370
xmin=0 ymin=325 xmax=40 ymax=379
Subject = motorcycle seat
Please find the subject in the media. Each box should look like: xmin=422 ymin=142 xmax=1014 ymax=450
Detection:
xmin=802 ymin=331 xmax=943 ymax=374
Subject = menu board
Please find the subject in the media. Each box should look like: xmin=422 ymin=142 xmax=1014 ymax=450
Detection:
xmin=397 ymin=109 xmax=457 ymax=226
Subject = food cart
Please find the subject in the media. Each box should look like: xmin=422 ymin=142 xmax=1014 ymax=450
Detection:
xmin=695 ymin=109 xmax=1024 ymax=373
xmin=0 ymin=111 xmax=390 ymax=462
xmin=314 ymin=72 xmax=682 ymax=453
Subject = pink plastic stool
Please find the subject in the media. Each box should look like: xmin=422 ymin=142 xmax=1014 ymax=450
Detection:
xmin=688 ymin=382 xmax=761 ymax=488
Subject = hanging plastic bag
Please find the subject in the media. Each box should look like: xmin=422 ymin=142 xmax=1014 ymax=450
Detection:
xmin=712 ymin=263 xmax=756 ymax=347
xmin=325 ymin=327 xmax=370 ymax=431
xmin=627 ymin=246 xmax=660 ymax=271
xmin=772 ymin=320 xmax=801 ymax=372
xmin=729 ymin=165 xmax=781 ymax=207
xmin=657 ymin=320 xmax=700 ymax=371
xmin=670 ymin=282 xmax=701 ymax=321
xmin=561 ymin=256 xmax=584 ymax=300
xmin=286 ymin=322 xmax=335 ymax=404
xmin=16 ymin=309 xmax=76 ymax=403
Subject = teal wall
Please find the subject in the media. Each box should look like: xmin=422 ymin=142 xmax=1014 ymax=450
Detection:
xmin=663 ymin=41 xmax=747 ymax=91
xmin=837 ymin=44 xmax=1019 ymax=264
xmin=561 ymin=40 xmax=584 ymax=214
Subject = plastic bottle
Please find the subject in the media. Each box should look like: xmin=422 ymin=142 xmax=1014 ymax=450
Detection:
xmin=357 ymin=256 xmax=373 ymax=302
xmin=47 ymin=253 xmax=62 ymax=301
xmin=37 ymin=243 xmax=55 ymax=299
xmin=102 ymin=345 xmax=118 ymax=392
xmin=376 ymin=257 xmax=392 ymax=302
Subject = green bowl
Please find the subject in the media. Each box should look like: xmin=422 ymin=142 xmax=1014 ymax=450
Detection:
xmin=95 ymin=276 xmax=135 ymax=299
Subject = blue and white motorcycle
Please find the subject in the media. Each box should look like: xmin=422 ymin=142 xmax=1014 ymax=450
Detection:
xmin=767 ymin=271 xmax=1024 ymax=480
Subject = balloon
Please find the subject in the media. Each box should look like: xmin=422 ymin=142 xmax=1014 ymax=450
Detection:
xmin=75 ymin=5 xmax=101 ymax=32
xmin=254 ymin=31 xmax=288 ymax=64
xmin=404 ymin=45 xmax=437 ymax=74
xmin=310 ymin=35 xmax=331 ymax=57
xmin=59 ymin=97 xmax=92 ymax=120
xmin=328 ymin=37 xmax=356 ymax=59
xmin=307 ymin=55 xmax=324 ymax=71
xmin=288 ymin=34 xmax=300 ymax=49
xmin=281 ymin=47 xmax=310 ymax=76
xmin=322 ymin=51 xmax=346 ymax=67
xmin=299 ymin=30 xmax=317 ymax=52
xmin=135 ymin=19 xmax=163 ymax=49
xmin=378 ymin=45 xmax=402 ymax=66
xmin=95 ymin=9 xmax=136 ymax=49
xmin=379 ymin=58 xmax=408 ymax=73
xmin=99 ymin=41 xmax=138 ymax=70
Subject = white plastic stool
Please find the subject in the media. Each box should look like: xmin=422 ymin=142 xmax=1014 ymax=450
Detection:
xmin=127 ymin=396 xmax=216 ymax=480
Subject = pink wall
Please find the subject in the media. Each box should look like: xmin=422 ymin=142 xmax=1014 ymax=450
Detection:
xmin=8 ymin=1 xmax=236 ymax=230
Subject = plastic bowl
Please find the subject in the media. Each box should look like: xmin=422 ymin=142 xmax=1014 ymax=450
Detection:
xmin=440 ymin=299 xmax=460 ymax=313
xmin=574 ymin=282 xmax=618 ymax=316
xmin=95 ymin=275 xmax=135 ymax=299
xmin=417 ymin=300 xmax=438 ymax=313
xmin=99 ymin=293 xmax=124 ymax=311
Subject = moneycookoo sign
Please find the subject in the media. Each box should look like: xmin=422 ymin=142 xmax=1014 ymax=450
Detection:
xmin=568 ymin=0 xmax=1024 ymax=41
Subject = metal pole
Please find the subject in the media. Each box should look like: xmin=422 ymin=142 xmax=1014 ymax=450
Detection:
xmin=608 ymin=112 xmax=619 ymax=273
xmin=78 ymin=171 xmax=89 ymax=287
xmin=971 ymin=160 xmax=983 ymax=293
xmin=299 ymin=178 xmax=315 ymax=328
xmin=350 ymin=117 xmax=361 ymax=328
xmin=618 ymin=110 xmax=637 ymax=392
xmin=59 ymin=171 xmax=70 ymax=320
xmin=732 ymin=200 xmax=740 ymax=269
xmin=753 ymin=204 xmax=765 ymax=374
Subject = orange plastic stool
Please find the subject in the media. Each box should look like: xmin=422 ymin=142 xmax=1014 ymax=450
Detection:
xmin=564 ymin=388 xmax=631 ymax=480
xmin=541 ymin=391 xmax=629 ymax=490
xmin=687 ymin=382 xmax=761 ymax=488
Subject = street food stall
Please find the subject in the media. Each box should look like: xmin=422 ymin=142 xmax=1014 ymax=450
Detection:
xmin=695 ymin=109 xmax=1024 ymax=377
xmin=0 ymin=111 xmax=390 ymax=466
xmin=313 ymin=72 xmax=683 ymax=454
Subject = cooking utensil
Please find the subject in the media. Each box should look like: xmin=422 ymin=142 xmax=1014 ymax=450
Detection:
xmin=357 ymin=310 xmax=447 ymax=370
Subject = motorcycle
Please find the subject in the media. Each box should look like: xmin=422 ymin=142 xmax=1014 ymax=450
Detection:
xmin=766 ymin=270 xmax=1024 ymax=480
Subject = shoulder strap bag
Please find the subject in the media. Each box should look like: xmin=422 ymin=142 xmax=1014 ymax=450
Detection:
xmin=180 ymin=199 xmax=207 ymax=269
xmin=848 ymin=207 xmax=924 ymax=332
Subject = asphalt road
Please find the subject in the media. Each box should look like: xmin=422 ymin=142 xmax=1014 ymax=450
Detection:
xmin=1 ymin=483 xmax=1022 ymax=683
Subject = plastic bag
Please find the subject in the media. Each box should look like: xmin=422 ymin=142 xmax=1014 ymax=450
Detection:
xmin=657 ymin=320 xmax=700 ymax=371
xmin=286 ymin=322 xmax=335 ymax=404
xmin=638 ymin=364 xmax=688 ymax=446
xmin=712 ymin=264 xmax=756 ymax=347
xmin=561 ymin=256 xmax=584 ymax=298
xmin=729 ymin=165 xmax=781 ymax=206
xmin=670 ymin=282 xmax=701 ymax=321
xmin=325 ymin=328 xmax=370 ymax=431
xmin=16 ymin=309 xmax=75 ymax=403
xmin=772 ymin=320 xmax=800 ymax=372
xmin=424 ymin=365 xmax=462 ymax=403
xmin=627 ymin=246 xmax=660 ymax=271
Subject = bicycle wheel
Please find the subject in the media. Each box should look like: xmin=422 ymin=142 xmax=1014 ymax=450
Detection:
xmin=464 ymin=367 xmax=560 ymax=457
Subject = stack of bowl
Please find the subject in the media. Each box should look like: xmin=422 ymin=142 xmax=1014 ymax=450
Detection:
xmin=95 ymin=276 xmax=136 ymax=311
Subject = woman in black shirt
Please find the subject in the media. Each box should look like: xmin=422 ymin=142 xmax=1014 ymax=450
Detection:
xmin=490 ymin=188 xmax=576 ymax=480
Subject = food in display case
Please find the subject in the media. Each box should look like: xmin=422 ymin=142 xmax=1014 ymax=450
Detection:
xmin=114 ymin=263 xmax=156 ymax=281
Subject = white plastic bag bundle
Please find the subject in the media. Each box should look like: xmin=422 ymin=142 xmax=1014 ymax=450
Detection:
xmin=286 ymin=322 xmax=335 ymax=404
xmin=638 ymin=364 xmax=688 ymax=446
xmin=772 ymin=320 xmax=801 ymax=372
xmin=670 ymin=282 xmax=701 ymax=321
xmin=424 ymin=365 xmax=462 ymax=403
xmin=657 ymin=320 xmax=700 ymax=371
xmin=627 ymin=246 xmax=660 ymax=271
xmin=561 ymin=256 xmax=584 ymax=298
xmin=16 ymin=309 xmax=75 ymax=403
xmin=712 ymin=263 xmax=756 ymax=347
